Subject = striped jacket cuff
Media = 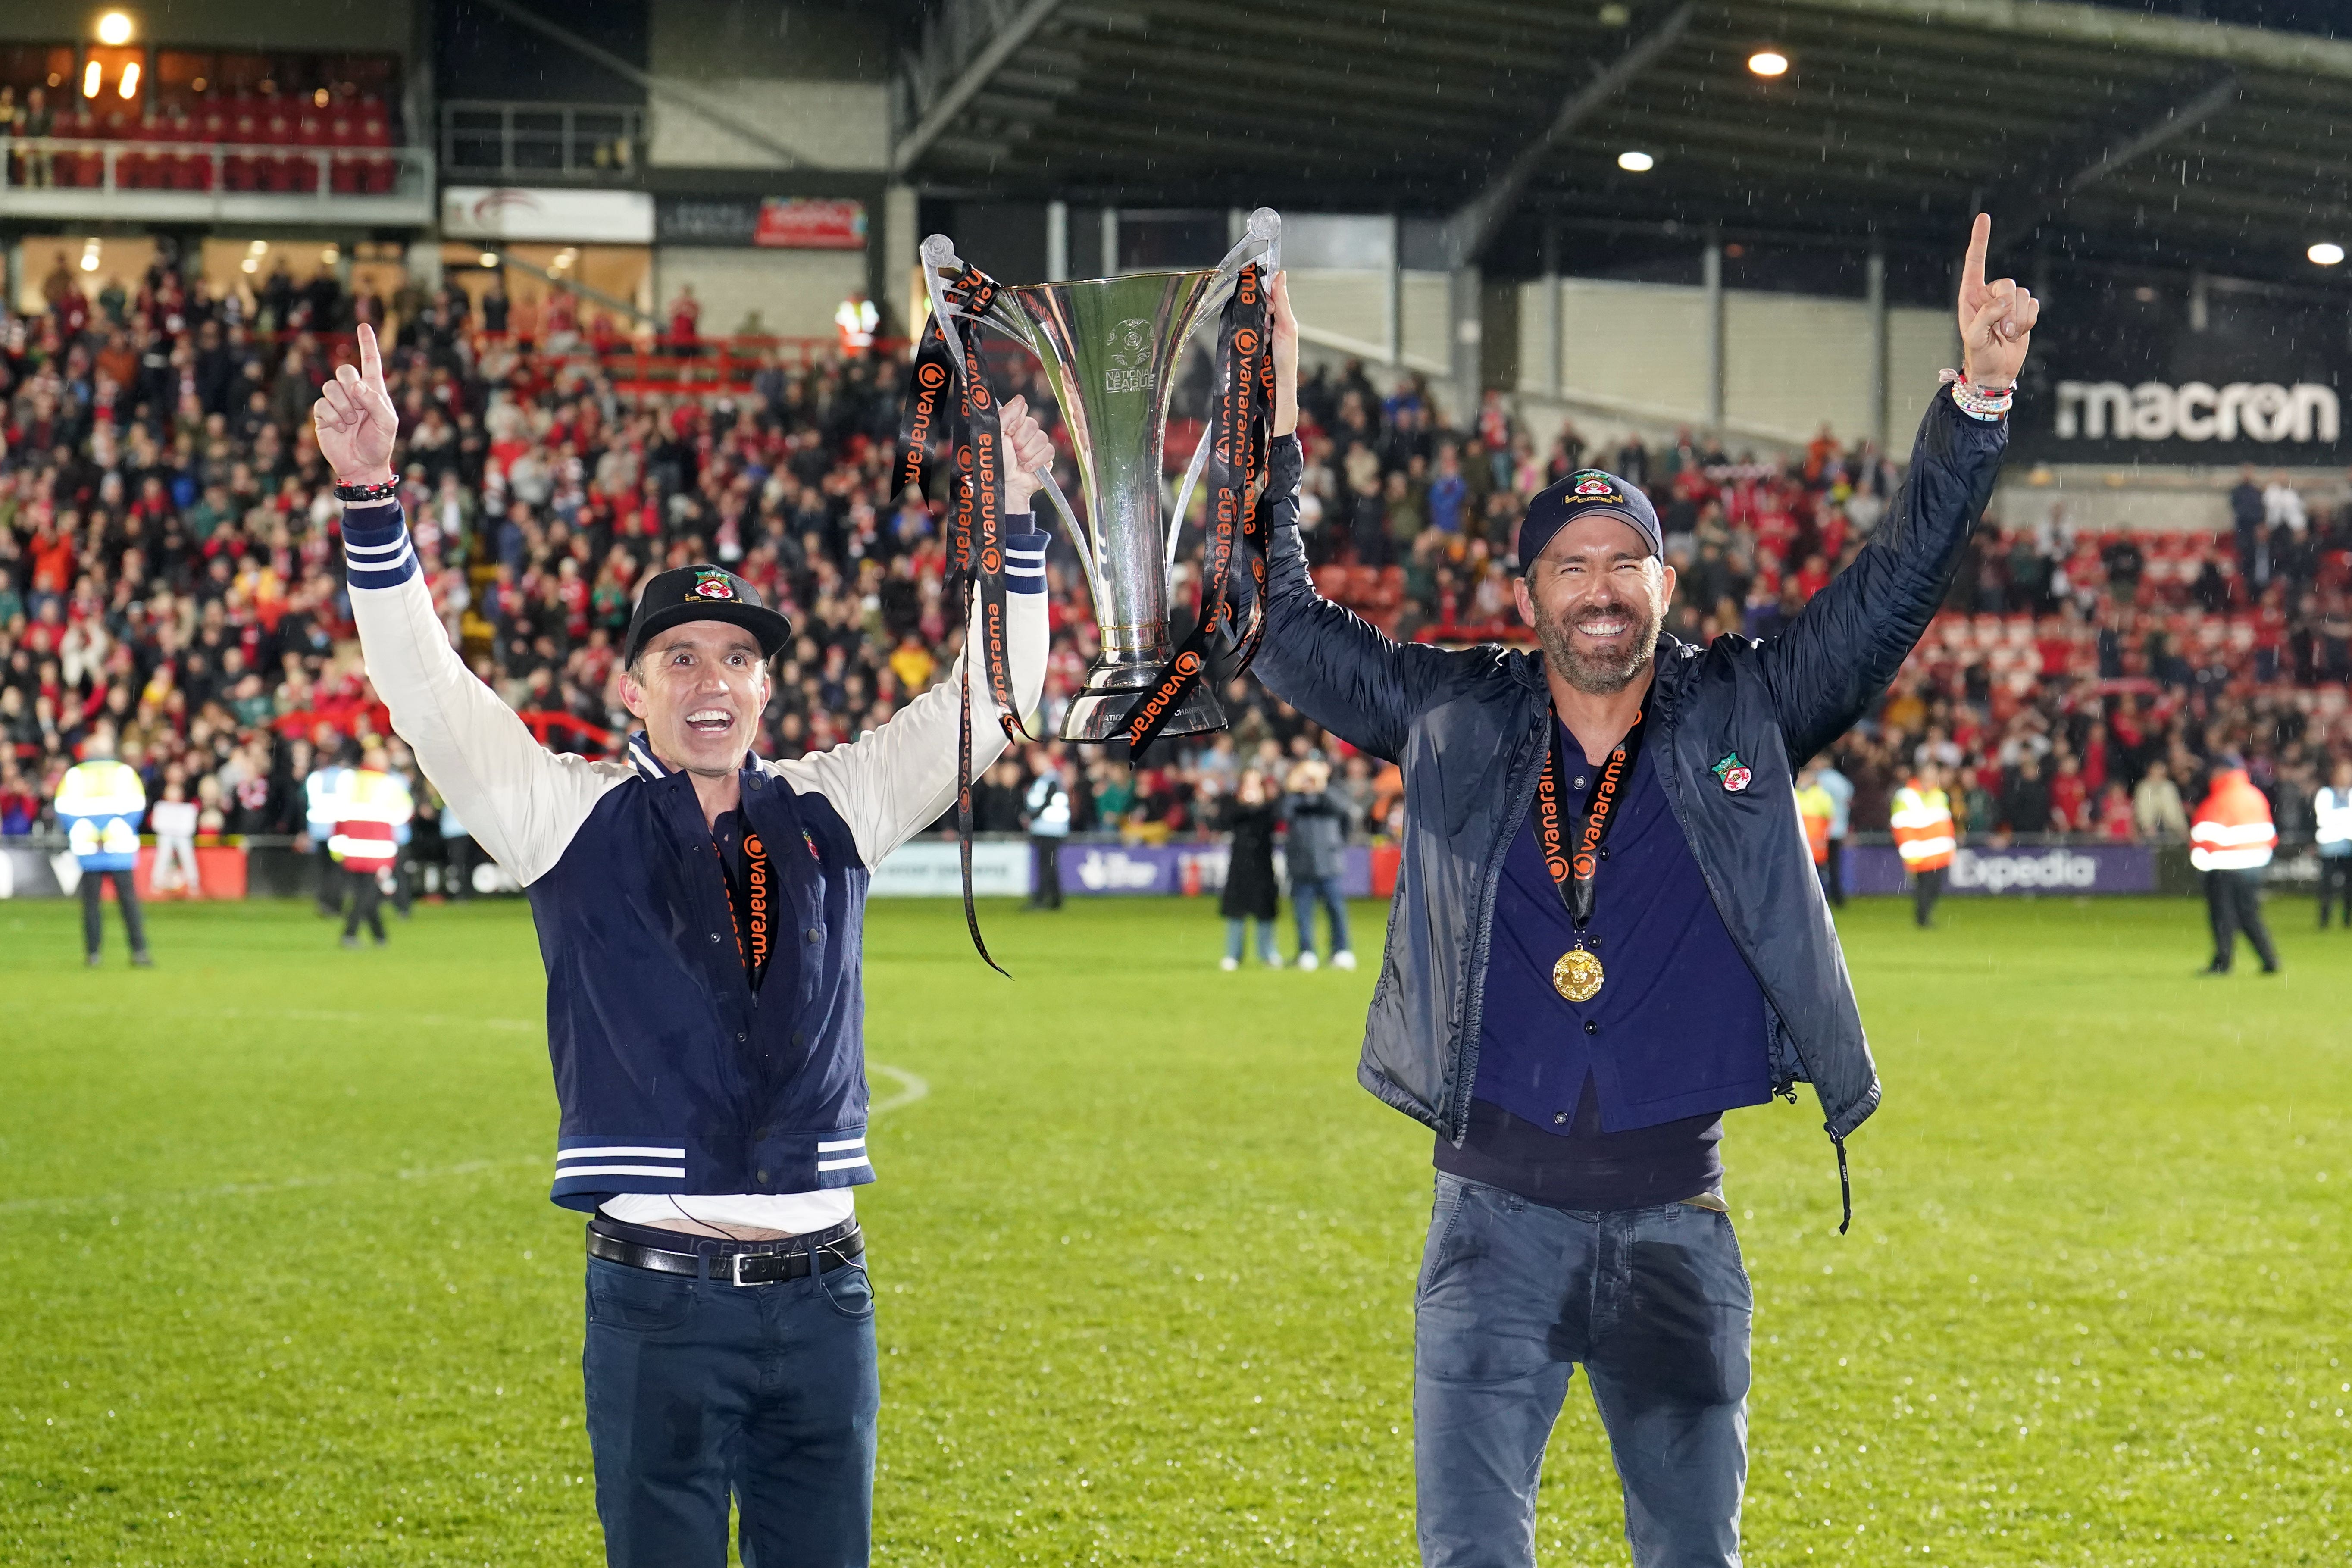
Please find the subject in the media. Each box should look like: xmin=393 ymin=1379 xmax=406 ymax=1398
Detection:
xmin=1005 ymin=522 xmax=1047 ymax=595
xmin=343 ymin=500 xmax=418 ymax=590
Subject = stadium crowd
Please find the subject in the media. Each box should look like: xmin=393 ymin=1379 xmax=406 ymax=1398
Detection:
xmin=4 ymin=245 xmax=2350 ymax=883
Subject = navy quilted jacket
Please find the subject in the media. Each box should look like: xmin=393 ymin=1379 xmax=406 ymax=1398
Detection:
xmin=1251 ymin=389 xmax=2007 ymax=1149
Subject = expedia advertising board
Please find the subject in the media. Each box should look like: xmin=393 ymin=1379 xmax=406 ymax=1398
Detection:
xmin=2009 ymin=276 xmax=2346 ymax=465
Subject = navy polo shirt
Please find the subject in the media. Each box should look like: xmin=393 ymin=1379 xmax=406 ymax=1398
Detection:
xmin=1437 ymin=715 xmax=1775 ymax=1209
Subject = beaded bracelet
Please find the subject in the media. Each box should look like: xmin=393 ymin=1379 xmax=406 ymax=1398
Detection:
xmin=1939 ymin=368 xmax=2014 ymax=421
xmin=332 ymin=477 xmax=400 ymax=504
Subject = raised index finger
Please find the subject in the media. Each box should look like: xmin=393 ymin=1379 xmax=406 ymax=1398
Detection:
xmin=357 ymin=321 xmax=384 ymax=394
xmin=1963 ymin=213 xmax=1990 ymax=294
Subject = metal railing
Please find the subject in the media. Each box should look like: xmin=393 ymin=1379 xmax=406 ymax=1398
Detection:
xmin=0 ymin=137 xmax=431 ymax=200
xmin=439 ymin=100 xmax=643 ymax=181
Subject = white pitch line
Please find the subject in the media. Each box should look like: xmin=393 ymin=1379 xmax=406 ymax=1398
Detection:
xmin=0 ymin=1064 xmax=935 ymax=1219
xmin=869 ymin=1062 xmax=930 ymax=1116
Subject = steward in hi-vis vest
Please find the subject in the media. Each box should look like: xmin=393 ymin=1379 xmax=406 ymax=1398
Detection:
xmin=2317 ymin=757 xmax=2352 ymax=930
xmin=1890 ymin=765 xmax=1958 ymax=929
xmin=54 ymin=735 xmax=153 ymax=967
xmin=330 ymin=749 xmax=413 ymax=949
xmin=2191 ymin=756 xmax=2279 ymax=976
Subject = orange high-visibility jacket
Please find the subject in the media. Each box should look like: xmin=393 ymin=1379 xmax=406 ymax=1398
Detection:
xmin=1889 ymin=780 xmax=1957 ymax=873
xmin=2189 ymin=767 xmax=2277 ymax=872
xmin=1796 ymin=781 xmax=1835 ymax=867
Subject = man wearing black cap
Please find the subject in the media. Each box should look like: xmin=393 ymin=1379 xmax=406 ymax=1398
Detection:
xmin=316 ymin=323 xmax=1053 ymax=1567
xmin=1251 ymin=217 xmax=2039 ymax=1568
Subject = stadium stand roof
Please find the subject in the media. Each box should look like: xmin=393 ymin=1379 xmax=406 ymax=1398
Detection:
xmin=892 ymin=0 xmax=2352 ymax=283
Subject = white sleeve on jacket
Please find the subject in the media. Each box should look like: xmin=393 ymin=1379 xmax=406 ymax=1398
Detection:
xmin=771 ymin=529 xmax=1050 ymax=869
xmin=344 ymin=502 xmax=624 ymax=886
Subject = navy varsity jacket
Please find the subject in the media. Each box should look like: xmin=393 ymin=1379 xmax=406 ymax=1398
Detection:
xmin=344 ymin=501 xmax=1049 ymax=1211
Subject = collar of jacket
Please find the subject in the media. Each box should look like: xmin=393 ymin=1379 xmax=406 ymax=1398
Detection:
xmin=627 ymin=731 xmax=775 ymax=796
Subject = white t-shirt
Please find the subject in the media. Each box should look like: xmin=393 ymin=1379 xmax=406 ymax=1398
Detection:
xmin=600 ymin=1189 xmax=854 ymax=1236
xmin=150 ymin=799 xmax=200 ymax=839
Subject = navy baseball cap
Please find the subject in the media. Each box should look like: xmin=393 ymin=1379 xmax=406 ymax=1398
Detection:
xmin=1514 ymin=469 xmax=1662 ymax=571
xmin=624 ymin=564 xmax=794 ymax=668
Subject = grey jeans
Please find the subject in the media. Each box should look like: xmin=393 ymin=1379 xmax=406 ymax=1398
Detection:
xmin=1414 ymin=1173 xmax=1753 ymax=1568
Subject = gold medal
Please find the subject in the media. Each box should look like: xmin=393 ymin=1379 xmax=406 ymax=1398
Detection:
xmin=1553 ymin=947 xmax=1604 ymax=1003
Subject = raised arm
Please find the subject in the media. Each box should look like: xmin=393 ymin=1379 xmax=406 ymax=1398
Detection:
xmin=319 ymin=325 xmax=616 ymax=884
xmin=772 ymin=529 xmax=1048 ymax=867
xmin=773 ymin=396 xmax=1057 ymax=867
xmin=1248 ymin=273 xmax=1479 ymax=763
xmin=1758 ymin=215 xmax=2037 ymax=764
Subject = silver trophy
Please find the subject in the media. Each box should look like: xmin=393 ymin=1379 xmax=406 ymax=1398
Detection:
xmin=919 ymin=208 xmax=1282 ymax=742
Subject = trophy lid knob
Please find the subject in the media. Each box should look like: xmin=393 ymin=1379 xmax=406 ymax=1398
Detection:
xmin=920 ymin=234 xmax=960 ymax=267
xmin=1246 ymin=207 xmax=1282 ymax=242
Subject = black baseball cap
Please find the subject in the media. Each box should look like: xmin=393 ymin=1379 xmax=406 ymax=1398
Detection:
xmin=623 ymin=565 xmax=794 ymax=669
xmin=1514 ymin=469 xmax=1663 ymax=571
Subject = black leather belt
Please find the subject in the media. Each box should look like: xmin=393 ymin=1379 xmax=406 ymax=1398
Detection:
xmin=586 ymin=1217 xmax=863 ymax=1286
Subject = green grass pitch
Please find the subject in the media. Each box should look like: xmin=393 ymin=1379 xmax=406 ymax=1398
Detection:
xmin=3 ymin=892 xmax=2348 ymax=1565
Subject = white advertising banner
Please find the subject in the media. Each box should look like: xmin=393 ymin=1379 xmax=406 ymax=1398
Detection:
xmin=441 ymin=186 xmax=656 ymax=244
xmin=868 ymin=839 xmax=1031 ymax=899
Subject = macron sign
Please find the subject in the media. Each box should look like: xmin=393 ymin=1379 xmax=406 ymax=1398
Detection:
xmin=2052 ymin=380 xmax=2339 ymax=446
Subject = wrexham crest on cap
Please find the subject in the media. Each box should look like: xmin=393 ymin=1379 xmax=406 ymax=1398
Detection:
xmin=1711 ymin=752 xmax=1753 ymax=793
xmin=1570 ymin=473 xmax=1620 ymax=501
xmin=691 ymin=569 xmax=738 ymax=602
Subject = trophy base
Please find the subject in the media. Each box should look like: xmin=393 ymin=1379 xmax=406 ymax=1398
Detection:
xmin=1060 ymin=674 xmax=1226 ymax=744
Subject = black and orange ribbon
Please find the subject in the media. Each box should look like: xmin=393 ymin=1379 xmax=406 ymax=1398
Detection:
xmin=715 ymin=829 xmax=775 ymax=989
xmin=898 ymin=263 xmax=1027 ymax=974
xmin=1535 ymin=694 xmax=1650 ymax=929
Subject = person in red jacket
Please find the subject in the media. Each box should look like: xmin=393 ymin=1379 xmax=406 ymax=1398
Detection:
xmin=2190 ymin=753 xmax=2279 ymax=976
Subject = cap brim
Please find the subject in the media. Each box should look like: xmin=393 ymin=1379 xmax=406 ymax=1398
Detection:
xmin=626 ymin=602 xmax=794 ymax=667
xmin=1564 ymin=506 xmax=1661 ymax=553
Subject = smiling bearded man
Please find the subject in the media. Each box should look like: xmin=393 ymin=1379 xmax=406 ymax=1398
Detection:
xmin=315 ymin=322 xmax=1053 ymax=1568
xmin=1247 ymin=214 xmax=2039 ymax=1568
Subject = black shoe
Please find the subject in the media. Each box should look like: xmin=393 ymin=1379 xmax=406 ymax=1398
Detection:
xmin=131 ymin=951 xmax=153 ymax=968
xmin=85 ymin=953 xmax=103 ymax=967
xmin=2200 ymin=963 xmax=2230 ymax=976
xmin=2261 ymin=964 xmax=2280 ymax=975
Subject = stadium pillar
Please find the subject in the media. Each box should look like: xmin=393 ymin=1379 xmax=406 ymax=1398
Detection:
xmin=1542 ymin=216 xmax=1562 ymax=397
xmin=1451 ymin=264 xmax=1482 ymax=399
xmin=1703 ymin=235 xmax=1725 ymax=434
xmin=885 ymin=185 xmax=918 ymax=334
xmin=1867 ymin=243 xmax=1888 ymax=451
xmin=1099 ymin=207 xmax=1118 ymax=277
xmin=1387 ymin=213 xmax=1404 ymax=368
xmin=1047 ymin=201 xmax=1069 ymax=282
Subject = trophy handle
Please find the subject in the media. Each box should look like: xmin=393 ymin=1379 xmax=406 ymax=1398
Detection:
xmin=919 ymin=235 xmax=1112 ymax=611
xmin=1163 ymin=421 xmax=1215 ymax=591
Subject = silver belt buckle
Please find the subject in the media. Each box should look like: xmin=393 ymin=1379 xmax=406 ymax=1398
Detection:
xmin=730 ymin=1251 xmax=768 ymax=1287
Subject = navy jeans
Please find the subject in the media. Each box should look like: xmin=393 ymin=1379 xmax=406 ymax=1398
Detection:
xmin=1414 ymin=1174 xmax=1752 ymax=1568
xmin=583 ymin=1239 xmax=879 ymax=1567
xmin=1292 ymin=874 xmax=1351 ymax=956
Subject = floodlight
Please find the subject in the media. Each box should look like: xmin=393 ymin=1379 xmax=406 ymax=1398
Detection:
xmin=1617 ymin=150 xmax=1655 ymax=173
xmin=2310 ymin=242 xmax=2345 ymax=266
xmin=1748 ymin=50 xmax=1789 ymax=77
xmin=96 ymin=11 xmax=133 ymax=46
